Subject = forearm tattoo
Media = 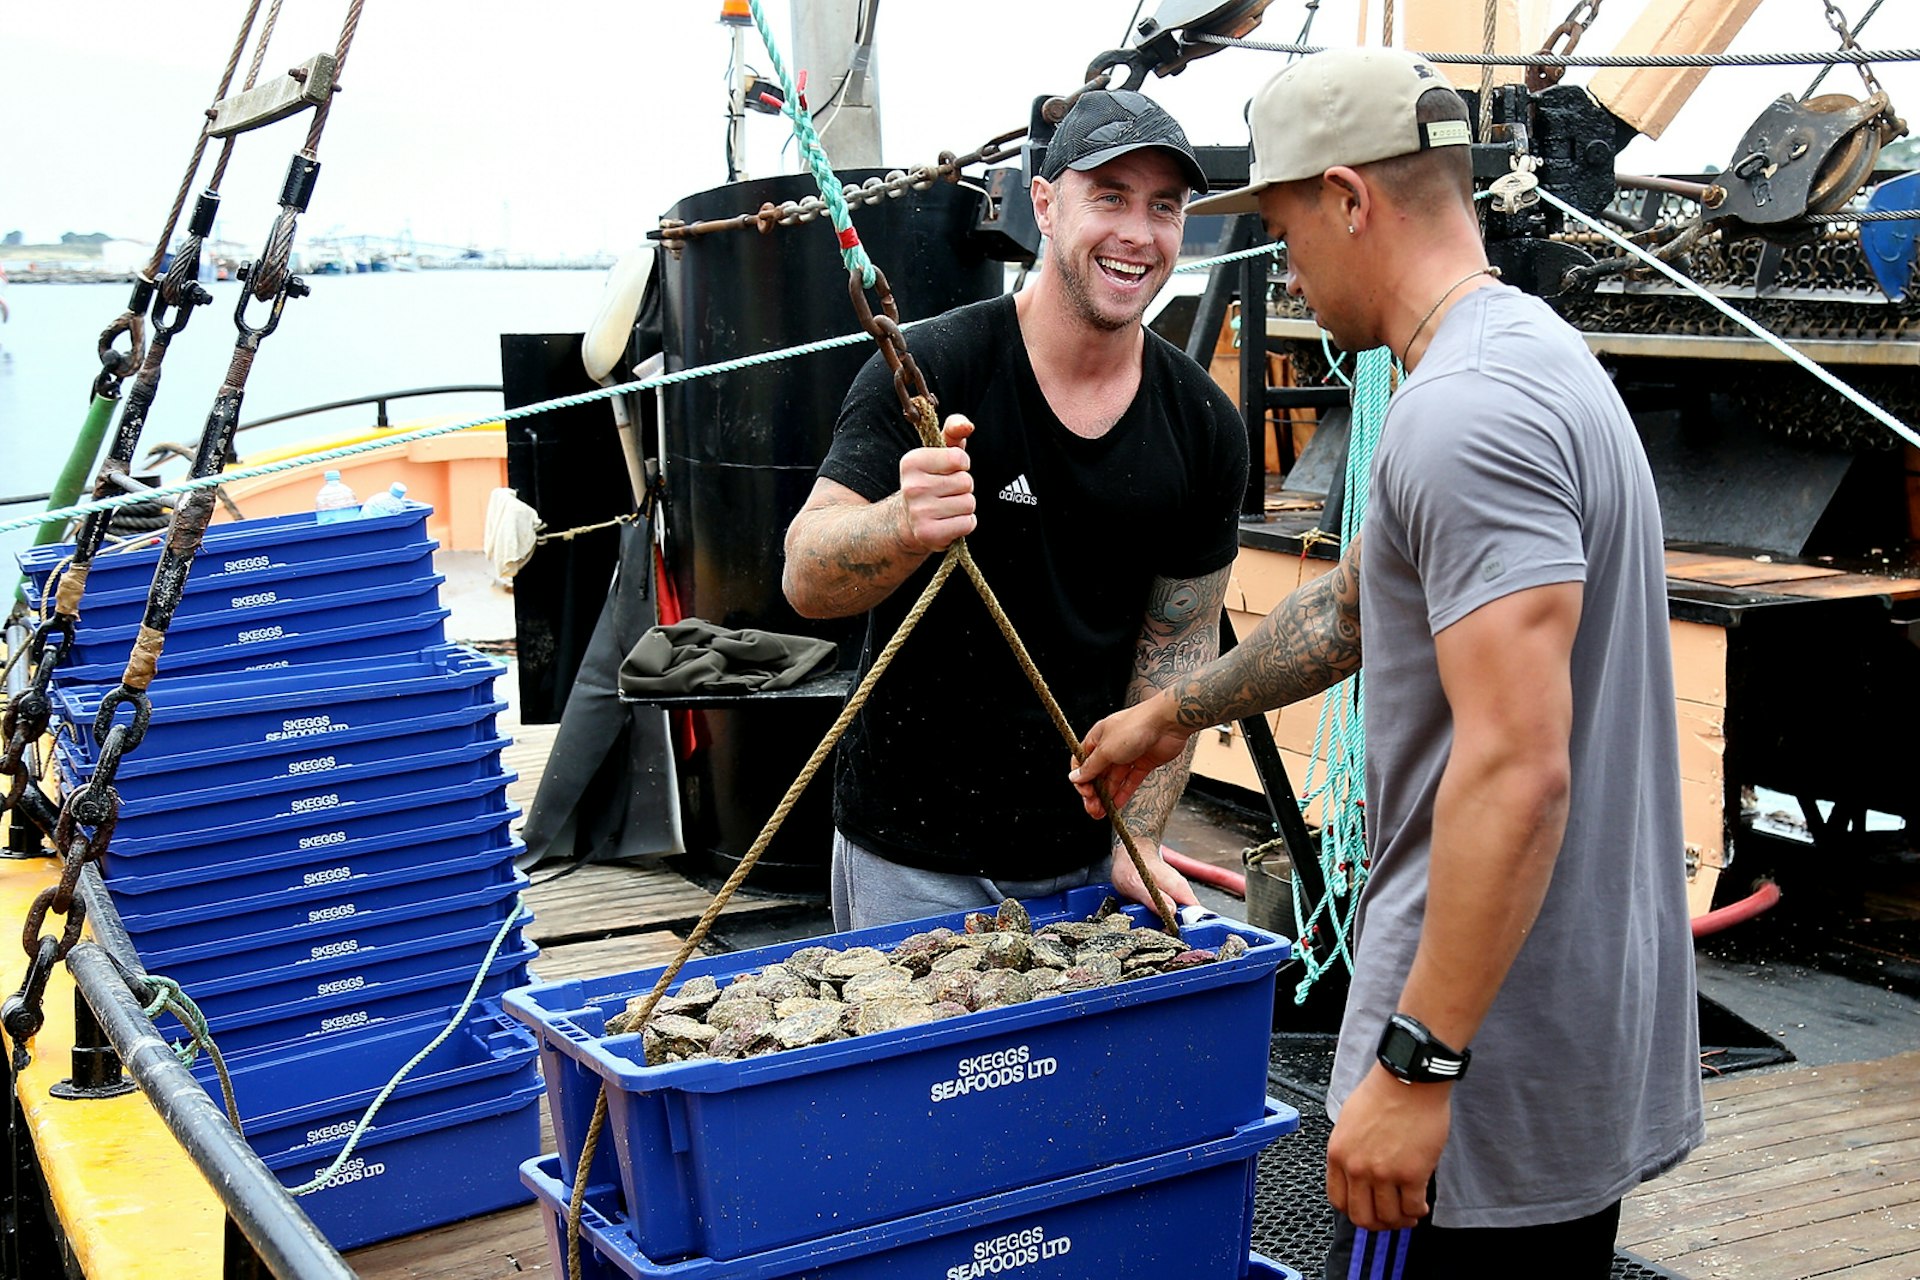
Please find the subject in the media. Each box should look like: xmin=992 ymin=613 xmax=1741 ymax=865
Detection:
xmin=1173 ymin=540 xmax=1363 ymax=730
xmin=785 ymin=490 xmax=924 ymax=617
xmin=1115 ymin=566 xmax=1231 ymax=852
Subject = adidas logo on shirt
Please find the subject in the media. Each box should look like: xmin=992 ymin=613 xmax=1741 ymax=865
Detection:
xmin=998 ymin=474 xmax=1037 ymax=506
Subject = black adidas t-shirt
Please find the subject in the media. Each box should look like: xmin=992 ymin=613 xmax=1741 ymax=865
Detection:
xmin=815 ymin=293 xmax=1247 ymax=879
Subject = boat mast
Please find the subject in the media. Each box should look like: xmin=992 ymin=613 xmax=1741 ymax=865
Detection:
xmin=791 ymin=0 xmax=884 ymax=169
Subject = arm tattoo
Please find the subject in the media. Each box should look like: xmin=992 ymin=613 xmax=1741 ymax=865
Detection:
xmin=1172 ymin=539 xmax=1363 ymax=730
xmin=1114 ymin=565 xmax=1232 ymax=855
xmin=784 ymin=487 xmax=926 ymax=618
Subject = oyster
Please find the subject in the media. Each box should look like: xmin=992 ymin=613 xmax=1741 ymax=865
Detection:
xmin=707 ymin=996 xmax=775 ymax=1031
xmin=930 ymin=947 xmax=987 ymax=975
xmin=643 ymin=1014 xmax=719 ymax=1062
xmin=972 ymin=969 xmax=1037 ymax=1009
xmin=772 ymin=1005 xmax=847 ymax=1050
xmin=981 ymin=932 xmax=1032 ymax=970
xmin=822 ymin=947 xmax=892 ymax=983
xmin=783 ymin=946 xmax=837 ymax=985
xmin=841 ymin=966 xmax=918 ymax=1003
xmin=854 ymin=996 xmax=944 ymax=1036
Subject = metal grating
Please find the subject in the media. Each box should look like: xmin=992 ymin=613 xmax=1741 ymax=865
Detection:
xmin=1257 ymin=1035 xmax=1690 ymax=1280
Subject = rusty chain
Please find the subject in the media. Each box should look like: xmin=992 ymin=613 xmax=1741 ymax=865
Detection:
xmin=659 ymin=126 xmax=1027 ymax=245
xmin=845 ymin=268 xmax=937 ymax=424
xmin=1 ymin=688 xmax=147 ymax=1064
xmin=1528 ymin=0 xmax=1605 ymax=91
xmin=1820 ymin=0 xmax=1890 ymax=106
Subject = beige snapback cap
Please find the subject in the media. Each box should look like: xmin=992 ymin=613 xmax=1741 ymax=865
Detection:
xmin=1189 ymin=47 xmax=1472 ymax=215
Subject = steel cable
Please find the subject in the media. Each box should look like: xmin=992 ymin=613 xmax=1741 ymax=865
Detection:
xmin=1191 ymin=33 xmax=1920 ymax=68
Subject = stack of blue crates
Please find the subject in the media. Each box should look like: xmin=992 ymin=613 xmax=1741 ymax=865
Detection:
xmin=507 ymin=887 xmax=1306 ymax=1280
xmin=17 ymin=498 xmax=543 ymax=1250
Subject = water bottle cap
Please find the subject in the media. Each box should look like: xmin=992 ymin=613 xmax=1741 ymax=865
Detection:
xmin=390 ymin=483 xmax=408 ymax=497
xmin=324 ymin=470 xmax=340 ymax=481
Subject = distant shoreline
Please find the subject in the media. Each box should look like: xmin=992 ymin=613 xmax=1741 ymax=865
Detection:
xmin=2 ymin=264 xmax=610 ymax=284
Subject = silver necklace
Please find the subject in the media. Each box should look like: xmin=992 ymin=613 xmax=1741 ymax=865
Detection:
xmin=1400 ymin=266 xmax=1501 ymax=367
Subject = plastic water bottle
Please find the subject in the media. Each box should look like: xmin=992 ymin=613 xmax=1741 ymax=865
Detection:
xmin=313 ymin=470 xmax=359 ymax=523
xmin=359 ymin=482 xmax=410 ymax=518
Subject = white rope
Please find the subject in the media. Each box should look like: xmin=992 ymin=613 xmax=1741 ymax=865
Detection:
xmin=286 ymin=895 xmax=526 ymax=1196
xmin=1537 ymin=188 xmax=1919 ymax=452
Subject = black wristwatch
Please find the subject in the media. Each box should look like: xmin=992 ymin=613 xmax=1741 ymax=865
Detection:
xmin=1376 ymin=1013 xmax=1471 ymax=1083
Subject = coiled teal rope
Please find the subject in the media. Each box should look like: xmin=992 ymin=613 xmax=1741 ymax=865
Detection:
xmin=747 ymin=0 xmax=876 ymax=287
xmin=1291 ymin=345 xmax=1391 ymax=1003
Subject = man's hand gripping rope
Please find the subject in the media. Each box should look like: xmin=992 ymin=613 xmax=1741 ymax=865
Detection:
xmin=850 ymin=269 xmax=1187 ymax=939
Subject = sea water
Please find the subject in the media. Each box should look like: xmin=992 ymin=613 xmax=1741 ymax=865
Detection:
xmin=0 ymin=269 xmax=607 ymax=574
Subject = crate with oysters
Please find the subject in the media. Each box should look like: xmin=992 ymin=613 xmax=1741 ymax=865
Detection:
xmin=617 ymin=896 xmax=1253 ymax=1064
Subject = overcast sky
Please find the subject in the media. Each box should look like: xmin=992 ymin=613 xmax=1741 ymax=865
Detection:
xmin=4 ymin=1 xmax=1916 ymax=258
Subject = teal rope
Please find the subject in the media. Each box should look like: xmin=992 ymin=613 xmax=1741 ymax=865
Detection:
xmin=1291 ymin=345 xmax=1392 ymax=1003
xmin=0 ymin=324 xmax=906 ymax=538
xmin=747 ymin=0 xmax=875 ymax=287
xmin=142 ymin=973 xmax=243 ymax=1129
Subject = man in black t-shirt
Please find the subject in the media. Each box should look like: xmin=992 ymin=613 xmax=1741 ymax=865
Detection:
xmin=782 ymin=90 xmax=1248 ymax=929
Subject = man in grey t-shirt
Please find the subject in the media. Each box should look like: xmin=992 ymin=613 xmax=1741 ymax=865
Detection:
xmin=1072 ymin=48 xmax=1703 ymax=1277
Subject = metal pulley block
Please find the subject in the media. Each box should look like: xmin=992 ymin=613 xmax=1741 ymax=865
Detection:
xmin=1707 ymin=92 xmax=1900 ymax=231
xmin=1084 ymin=0 xmax=1275 ymax=90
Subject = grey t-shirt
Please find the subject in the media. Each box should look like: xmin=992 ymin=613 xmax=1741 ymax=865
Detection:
xmin=1327 ymin=286 xmax=1705 ymax=1227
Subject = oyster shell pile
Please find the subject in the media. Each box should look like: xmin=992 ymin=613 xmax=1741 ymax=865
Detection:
xmin=614 ymin=897 xmax=1252 ymax=1065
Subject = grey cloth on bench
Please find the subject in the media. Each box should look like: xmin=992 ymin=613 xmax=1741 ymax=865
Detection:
xmin=619 ymin=618 xmax=837 ymax=696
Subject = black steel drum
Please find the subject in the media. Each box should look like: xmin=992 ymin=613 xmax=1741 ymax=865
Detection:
xmin=659 ymin=170 xmax=1003 ymax=893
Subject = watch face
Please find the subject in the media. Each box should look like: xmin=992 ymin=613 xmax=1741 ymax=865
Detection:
xmin=1380 ymin=1021 xmax=1422 ymax=1072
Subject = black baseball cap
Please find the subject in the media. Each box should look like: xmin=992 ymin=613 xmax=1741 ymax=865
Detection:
xmin=1040 ymin=89 xmax=1209 ymax=194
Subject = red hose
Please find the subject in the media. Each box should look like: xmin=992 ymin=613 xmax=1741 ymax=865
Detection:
xmin=1691 ymin=880 xmax=1782 ymax=938
xmin=1160 ymin=847 xmax=1247 ymax=897
xmin=1163 ymin=848 xmax=1780 ymax=940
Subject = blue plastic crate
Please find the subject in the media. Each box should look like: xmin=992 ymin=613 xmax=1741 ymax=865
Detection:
xmin=521 ymin=1104 xmax=1298 ymax=1280
xmin=101 ymin=774 xmax=514 ymax=881
xmin=264 ymin=1077 xmax=542 ymax=1251
xmin=60 ymin=735 xmax=510 ymax=842
xmin=102 ymin=810 xmax=516 ymax=923
xmin=57 ymin=573 xmax=446 ymax=673
xmin=196 ymin=1004 xmax=540 ymax=1157
xmin=147 ymin=902 xmax=533 ymax=1040
xmin=73 ymin=697 xmax=503 ymax=796
xmin=504 ymin=886 xmax=1290 ymax=1262
xmin=138 ymin=871 xmax=528 ymax=979
xmin=21 ymin=538 xmax=439 ymax=634
xmin=52 ymin=606 xmax=451 ymax=689
xmin=53 ymin=644 xmax=504 ymax=764
xmin=112 ymin=838 xmax=522 ymax=953
xmin=156 ymin=931 xmax=540 ymax=1058
xmin=16 ymin=501 xmax=434 ymax=603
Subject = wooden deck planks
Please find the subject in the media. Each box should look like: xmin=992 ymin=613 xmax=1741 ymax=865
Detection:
xmin=502 ymin=720 xmax=557 ymax=817
xmin=530 ymin=929 xmax=700 ymax=984
xmin=1620 ymin=1051 xmax=1920 ymax=1278
xmin=521 ymin=860 xmax=806 ymax=944
xmin=347 ymin=1205 xmax=553 ymax=1278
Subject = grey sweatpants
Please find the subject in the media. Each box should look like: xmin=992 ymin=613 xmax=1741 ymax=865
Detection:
xmin=830 ymin=830 xmax=1105 ymax=931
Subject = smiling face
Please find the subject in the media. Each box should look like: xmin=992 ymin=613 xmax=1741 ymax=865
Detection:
xmin=1032 ymin=149 xmax=1188 ymax=333
xmin=1258 ymin=177 xmax=1379 ymax=355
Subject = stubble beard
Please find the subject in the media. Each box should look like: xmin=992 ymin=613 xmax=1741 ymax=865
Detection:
xmin=1054 ymin=249 xmax=1153 ymax=334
